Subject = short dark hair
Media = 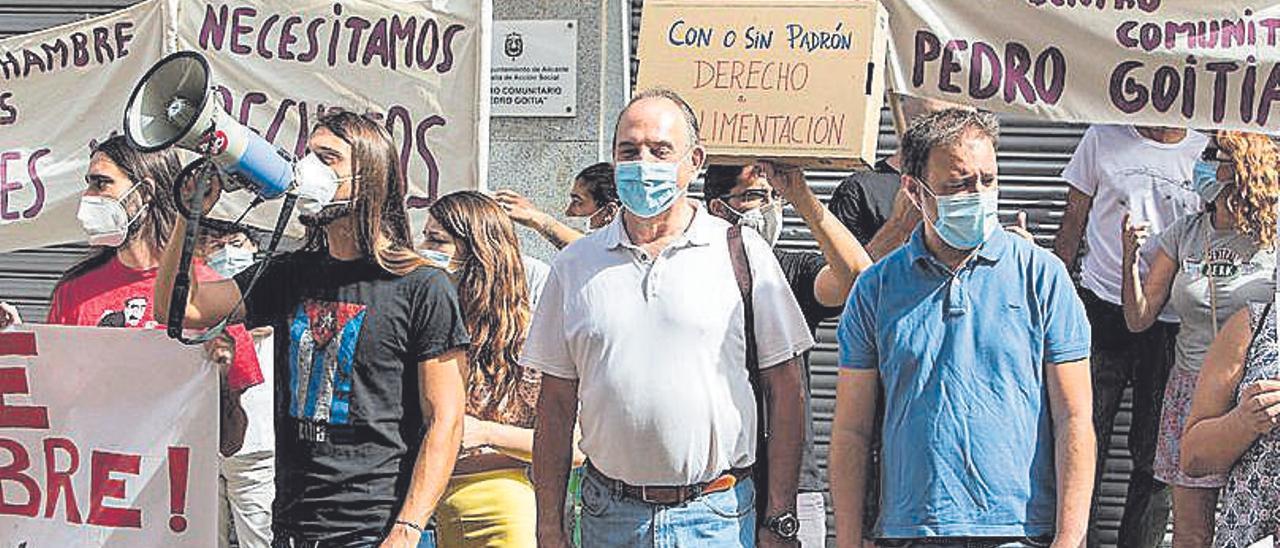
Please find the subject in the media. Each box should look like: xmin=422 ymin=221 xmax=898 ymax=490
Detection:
xmin=575 ymin=162 xmax=617 ymax=205
xmin=614 ymin=88 xmax=700 ymax=148
xmin=703 ymin=164 xmax=746 ymax=205
xmin=900 ymin=109 xmax=1000 ymax=181
xmin=199 ymin=217 xmax=262 ymax=247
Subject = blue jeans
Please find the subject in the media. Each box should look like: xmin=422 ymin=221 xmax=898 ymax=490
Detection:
xmin=580 ymin=467 xmax=757 ymax=547
xmin=416 ymin=528 xmax=436 ymax=548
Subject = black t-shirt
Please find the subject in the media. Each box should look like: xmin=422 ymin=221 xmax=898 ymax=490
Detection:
xmin=234 ymin=251 xmax=470 ymax=543
xmin=828 ymin=158 xmax=901 ymax=243
xmin=774 ymin=249 xmax=842 ymax=493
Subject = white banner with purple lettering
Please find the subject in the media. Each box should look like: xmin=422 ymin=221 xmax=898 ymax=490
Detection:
xmin=0 ymin=1 xmax=167 ymax=253
xmin=884 ymin=0 xmax=1280 ymax=132
xmin=170 ymin=0 xmax=490 ymax=233
xmin=0 ymin=0 xmax=490 ymax=254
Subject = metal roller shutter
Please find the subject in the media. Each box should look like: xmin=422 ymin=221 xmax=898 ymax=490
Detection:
xmin=627 ymin=2 xmax=1152 ymax=546
xmin=0 ymin=2 xmax=142 ymax=321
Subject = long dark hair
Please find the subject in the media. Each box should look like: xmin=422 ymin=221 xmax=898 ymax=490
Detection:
xmin=59 ymin=135 xmax=182 ymax=283
xmin=429 ymin=191 xmax=531 ymax=414
xmin=302 ymin=110 xmax=425 ymax=276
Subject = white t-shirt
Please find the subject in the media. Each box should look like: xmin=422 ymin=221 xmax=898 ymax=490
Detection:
xmin=235 ymin=329 xmax=275 ymax=455
xmin=1062 ymin=124 xmax=1208 ymax=322
xmin=521 ymin=205 xmax=815 ymax=486
xmin=522 ymin=254 xmax=550 ymax=308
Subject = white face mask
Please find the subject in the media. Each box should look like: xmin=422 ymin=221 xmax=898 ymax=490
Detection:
xmin=293 ymin=153 xmax=353 ymax=216
xmin=207 ymin=245 xmax=256 ymax=278
xmin=77 ymin=182 xmax=145 ymax=248
xmin=720 ymin=199 xmax=784 ymax=247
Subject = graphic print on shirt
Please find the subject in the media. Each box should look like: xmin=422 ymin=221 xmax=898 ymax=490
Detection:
xmin=1184 ymin=248 xmax=1255 ymax=280
xmin=288 ymin=299 xmax=367 ymax=426
xmin=96 ymin=296 xmax=152 ymax=328
xmin=1115 ymin=166 xmax=1198 ymax=216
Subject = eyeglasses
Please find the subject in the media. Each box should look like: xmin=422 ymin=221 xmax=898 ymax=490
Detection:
xmin=1201 ymin=146 xmax=1231 ymax=162
xmin=719 ymin=188 xmax=778 ymax=208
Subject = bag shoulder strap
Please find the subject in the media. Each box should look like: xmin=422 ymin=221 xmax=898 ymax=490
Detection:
xmin=727 ymin=225 xmax=758 ymax=374
xmin=727 ymin=225 xmax=769 ymax=522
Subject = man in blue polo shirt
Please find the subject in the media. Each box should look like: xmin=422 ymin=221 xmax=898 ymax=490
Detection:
xmin=829 ymin=109 xmax=1095 ymax=548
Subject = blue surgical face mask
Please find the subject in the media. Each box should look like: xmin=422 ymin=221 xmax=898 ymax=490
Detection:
xmin=918 ymin=185 xmax=1000 ymax=250
xmin=615 ymin=160 xmax=684 ymax=218
xmin=207 ymin=245 xmax=256 ymax=278
xmin=419 ymin=248 xmax=459 ymax=272
xmin=1192 ymin=159 xmax=1227 ymax=204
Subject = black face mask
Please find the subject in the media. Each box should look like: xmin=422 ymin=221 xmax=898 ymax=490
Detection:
xmin=298 ymin=202 xmax=354 ymax=227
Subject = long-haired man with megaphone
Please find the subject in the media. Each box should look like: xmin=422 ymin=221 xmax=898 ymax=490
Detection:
xmin=154 ymin=110 xmax=471 ymax=548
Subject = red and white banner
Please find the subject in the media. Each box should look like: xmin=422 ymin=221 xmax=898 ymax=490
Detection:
xmin=0 ymin=326 xmax=217 ymax=546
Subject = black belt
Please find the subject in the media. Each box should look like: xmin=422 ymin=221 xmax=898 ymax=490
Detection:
xmin=585 ymin=461 xmax=752 ymax=506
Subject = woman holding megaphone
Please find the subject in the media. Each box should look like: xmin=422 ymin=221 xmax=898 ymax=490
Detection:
xmin=153 ymin=109 xmax=470 ymax=548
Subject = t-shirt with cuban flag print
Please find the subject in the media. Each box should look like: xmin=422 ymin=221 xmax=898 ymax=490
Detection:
xmin=234 ymin=250 xmax=469 ymax=544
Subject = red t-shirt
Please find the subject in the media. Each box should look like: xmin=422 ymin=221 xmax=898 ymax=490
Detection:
xmin=47 ymin=255 xmax=264 ymax=391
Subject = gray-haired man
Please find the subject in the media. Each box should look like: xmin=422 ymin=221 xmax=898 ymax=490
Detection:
xmin=526 ymin=89 xmax=813 ymax=547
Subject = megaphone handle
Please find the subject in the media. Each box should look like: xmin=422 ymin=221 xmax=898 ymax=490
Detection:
xmin=166 ymin=160 xmax=214 ymax=342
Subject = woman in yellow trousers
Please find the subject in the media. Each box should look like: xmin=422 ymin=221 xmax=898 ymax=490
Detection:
xmin=419 ymin=192 xmax=583 ymax=547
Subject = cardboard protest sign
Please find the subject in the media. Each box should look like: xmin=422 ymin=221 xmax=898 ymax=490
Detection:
xmin=884 ymin=0 xmax=1280 ymax=132
xmin=0 ymin=0 xmax=490 ymax=254
xmin=0 ymin=1 xmax=166 ymax=254
xmin=0 ymin=326 xmax=217 ymax=546
xmin=635 ymin=0 xmax=889 ymax=169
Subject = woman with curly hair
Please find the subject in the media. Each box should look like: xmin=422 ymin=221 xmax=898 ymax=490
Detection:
xmin=419 ymin=190 xmax=583 ymax=547
xmin=1121 ymin=130 xmax=1279 ymax=548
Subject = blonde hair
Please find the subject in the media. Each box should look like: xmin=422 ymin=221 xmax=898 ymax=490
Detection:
xmin=1216 ymin=131 xmax=1280 ymax=249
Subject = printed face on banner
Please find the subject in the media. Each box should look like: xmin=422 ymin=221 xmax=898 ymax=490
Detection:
xmin=0 ymin=0 xmax=489 ymax=254
xmin=883 ymin=0 xmax=1280 ymax=132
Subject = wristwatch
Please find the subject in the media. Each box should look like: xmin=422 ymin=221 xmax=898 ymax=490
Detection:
xmin=764 ymin=511 xmax=800 ymax=541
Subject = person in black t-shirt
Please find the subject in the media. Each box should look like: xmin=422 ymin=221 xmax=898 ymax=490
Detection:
xmin=828 ymin=94 xmax=966 ymax=260
xmin=705 ymin=161 xmax=872 ymax=548
xmin=155 ymin=111 xmax=470 ymax=548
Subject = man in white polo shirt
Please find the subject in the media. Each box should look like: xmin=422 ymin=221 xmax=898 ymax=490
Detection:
xmin=525 ymin=88 xmax=813 ymax=548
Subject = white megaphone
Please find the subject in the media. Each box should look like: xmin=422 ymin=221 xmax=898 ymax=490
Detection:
xmin=123 ymin=51 xmax=293 ymax=199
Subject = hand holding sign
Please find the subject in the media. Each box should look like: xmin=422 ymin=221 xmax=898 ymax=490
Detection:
xmin=0 ymin=302 xmax=21 ymax=330
xmin=636 ymin=0 xmax=888 ymax=169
